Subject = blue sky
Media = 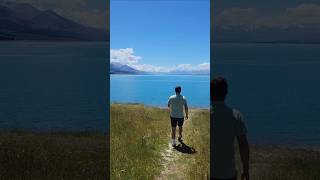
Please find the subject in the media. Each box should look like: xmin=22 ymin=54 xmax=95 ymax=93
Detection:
xmin=110 ymin=0 xmax=210 ymax=73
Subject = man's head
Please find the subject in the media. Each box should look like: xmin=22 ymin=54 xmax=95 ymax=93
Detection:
xmin=211 ymin=77 xmax=228 ymax=101
xmin=175 ymin=86 xmax=182 ymax=94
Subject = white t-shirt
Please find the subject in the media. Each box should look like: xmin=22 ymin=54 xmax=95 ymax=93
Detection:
xmin=168 ymin=94 xmax=188 ymax=118
xmin=211 ymin=101 xmax=247 ymax=179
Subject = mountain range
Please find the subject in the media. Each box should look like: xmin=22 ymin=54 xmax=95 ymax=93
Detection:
xmin=0 ymin=2 xmax=107 ymax=41
xmin=110 ymin=63 xmax=145 ymax=74
xmin=110 ymin=62 xmax=209 ymax=75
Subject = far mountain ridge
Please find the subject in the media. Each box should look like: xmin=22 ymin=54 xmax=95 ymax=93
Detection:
xmin=110 ymin=62 xmax=145 ymax=74
xmin=110 ymin=62 xmax=209 ymax=75
xmin=0 ymin=2 xmax=107 ymax=41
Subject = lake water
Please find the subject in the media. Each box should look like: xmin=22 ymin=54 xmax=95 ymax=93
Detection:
xmin=0 ymin=41 xmax=109 ymax=132
xmin=2 ymin=41 xmax=319 ymax=147
xmin=213 ymin=43 xmax=320 ymax=148
xmin=110 ymin=75 xmax=210 ymax=108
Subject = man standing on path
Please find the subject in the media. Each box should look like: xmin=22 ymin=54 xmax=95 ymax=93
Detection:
xmin=168 ymin=86 xmax=189 ymax=147
xmin=211 ymin=77 xmax=250 ymax=180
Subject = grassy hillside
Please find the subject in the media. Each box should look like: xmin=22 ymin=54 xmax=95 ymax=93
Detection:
xmin=245 ymin=145 xmax=320 ymax=180
xmin=110 ymin=103 xmax=169 ymax=179
xmin=0 ymin=132 xmax=108 ymax=180
xmin=174 ymin=109 xmax=210 ymax=179
xmin=111 ymin=103 xmax=320 ymax=180
xmin=110 ymin=103 xmax=210 ymax=179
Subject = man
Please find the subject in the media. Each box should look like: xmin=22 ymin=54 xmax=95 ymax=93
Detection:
xmin=211 ymin=77 xmax=250 ymax=180
xmin=168 ymin=86 xmax=188 ymax=147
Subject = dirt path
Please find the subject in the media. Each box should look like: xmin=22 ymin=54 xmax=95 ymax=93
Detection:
xmin=156 ymin=142 xmax=182 ymax=180
xmin=156 ymin=112 xmax=195 ymax=180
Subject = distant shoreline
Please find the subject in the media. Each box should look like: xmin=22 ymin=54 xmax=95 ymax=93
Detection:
xmin=110 ymin=102 xmax=210 ymax=110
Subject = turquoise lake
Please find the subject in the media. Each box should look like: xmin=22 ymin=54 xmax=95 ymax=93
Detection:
xmin=110 ymin=75 xmax=210 ymax=108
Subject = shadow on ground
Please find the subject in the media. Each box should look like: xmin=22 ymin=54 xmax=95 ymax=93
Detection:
xmin=174 ymin=139 xmax=196 ymax=154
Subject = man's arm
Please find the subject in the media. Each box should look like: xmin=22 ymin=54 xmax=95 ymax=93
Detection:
xmin=237 ymin=135 xmax=250 ymax=180
xmin=184 ymin=99 xmax=188 ymax=119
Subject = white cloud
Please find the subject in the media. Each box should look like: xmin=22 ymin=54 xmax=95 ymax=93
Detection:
xmin=177 ymin=64 xmax=192 ymax=70
xmin=131 ymin=64 xmax=174 ymax=73
xmin=176 ymin=63 xmax=210 ymax=71
xmin=216 ymin=4 xmax=320 ymax=29
xmin=110 ymin=48 xmax=142 ymax=65
xmin=111 ymin=48 xmax=210 ymax=74
xmin=198 ymin=62 xmax=210 ymax=70
xmin=131 ymin=63 xmax=210 ymax=73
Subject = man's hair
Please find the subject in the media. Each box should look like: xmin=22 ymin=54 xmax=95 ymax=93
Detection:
xmin=175 ymin=86 xmax=181 ymax=94
xmin=211 ymin=77 xmax=228 ymax=101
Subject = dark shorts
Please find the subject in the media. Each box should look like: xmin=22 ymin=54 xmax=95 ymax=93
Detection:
xmin=211 ymin=177 xmax=236 ymax=180
xmin=170 ymin=117 xmax=184 ymax=127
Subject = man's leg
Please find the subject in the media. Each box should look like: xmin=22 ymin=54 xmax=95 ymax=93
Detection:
xmin=171 ymin=126 xmax=176 ymax=139
xmin=178 ymin=126 xmax=183 ymax=139
xmin=171 ymin=126 xmax=176 ymax=146
xmin=178 ymin=118 xmax=184 ymax=140
xmin=170 ymin=117 xmax=177 ymax=146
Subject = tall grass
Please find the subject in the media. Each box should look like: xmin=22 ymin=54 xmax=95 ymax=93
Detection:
xmin=110 ymin=104 xmax=210 ymax=180
xmin=180 ymin=110 xmax=210 ymax=179
xmin=0 ymin=132 xmax=108 ymax=180
xmin=248 ymin=145 xmax=320 ymax=180
xmin=110 ymin=104 xmax=171 ymax=179
xmin=111 ymin=103 xmax=320 ymax=180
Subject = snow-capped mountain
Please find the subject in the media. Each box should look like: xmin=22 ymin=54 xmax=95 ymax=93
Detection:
xmin=110 ymin=62 xmax=145 ymax=74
